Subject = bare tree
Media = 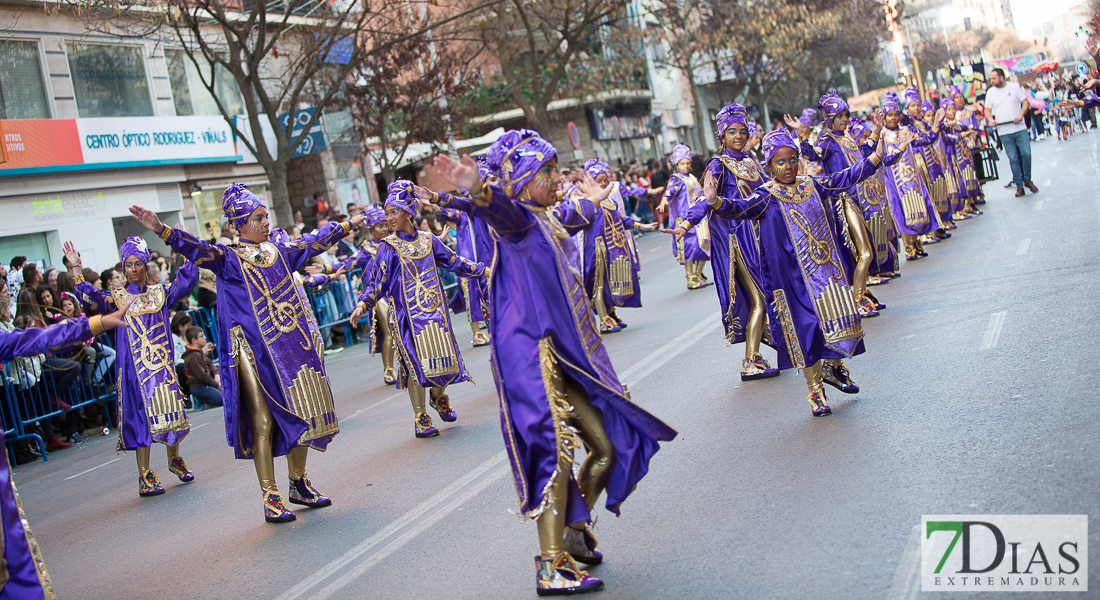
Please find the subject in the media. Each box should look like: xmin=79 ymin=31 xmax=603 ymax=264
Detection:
xmin=69 ymin=0 xmax=497 ymax=225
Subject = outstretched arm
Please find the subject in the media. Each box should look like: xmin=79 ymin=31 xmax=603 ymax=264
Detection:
xmin=130 ymin=206 xmax=228 ymax=273
xmin=0 ymin=299 xmax=132 ymax=362
xmin=166 ymin=260 xmax=199 ymax=306
xmin=64 ymin=241 xmax=116 ymax=315
xmin=280 ymin=220 xmax=361 ymax=271
xmin=432 ymin=236 xmax=485 ymax=278
xmin=433 ymin=154 xmax=534 ymax=242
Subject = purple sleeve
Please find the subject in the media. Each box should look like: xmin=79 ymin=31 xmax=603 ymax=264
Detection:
xmin=800 ymin=139 xmax=825 ymax=162
xmin=437 ymin=191 xmax=474 ymax=214
xmin=74 ymin=280 xmax=116 ymax=315
xmin=432 ymin=235 xmax=485 ymax=278
xmin=160 ymin=226 xmax=228 ymax=274
xmin=468 ymin=184 xmax=537 ymax=243
xmin=553 ymin=197 xmax=596 ymax=235
xmin=0 ymin=318 xmax=94 ymax=363
xmin=620 ymin=184 xmax=649 ymax=198
xmin=814 ymin=156 xmax=879 ymax=194
xmin=166 ymin=260 xmax=198 ymax=306
xmin=910 ymin=125 xmax=939 ymax=148
xmin=281 ymin=222 xmax=353 ymax=271
xmin=356 ymin=246 xmax=391 ymax=312
xmin=436 ymin=206 xmax=467 ymax=226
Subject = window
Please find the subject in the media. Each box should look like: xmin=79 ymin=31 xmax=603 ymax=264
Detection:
xmin=0 ymin=40 xmax=50 ymax=119
xmin=67 ymin=44 xmax=153 ymax=118
xmin=165 ymin=49 xmax=244 ymax=117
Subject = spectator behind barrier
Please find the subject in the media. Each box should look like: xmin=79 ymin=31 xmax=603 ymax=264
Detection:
xmin=182 ymin=326 xmax=222 ymax=408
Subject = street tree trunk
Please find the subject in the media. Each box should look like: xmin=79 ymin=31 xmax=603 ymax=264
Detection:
xmin=263 ymin=159 xmax=292 ymax=228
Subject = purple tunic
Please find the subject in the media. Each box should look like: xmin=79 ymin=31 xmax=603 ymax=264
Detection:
xmin=909 ymin=119 xmax=952 ymax=221
xmin=357 ymin=231 xmax=484 ymax=389
xmin=75 ymin=264 xmax=197 ymax=450
xmin=941 ymin=123 xmax=975 ymax=207
xmin=579 ymin=184 xmax=641 ymax=310
xmin=709 ymin=158 xmax=882 ymax=369
xmin=689 ymin=151 xmax=769 ymax=345
xmin=661 ymin=172 xmax=710 ymax=264
xmin=160 ymin=223 xmax=351 ymax=459
xmin=460 ymin=184 xmax=675 ymax=521
xmin=0 ymin=318 xmax=99 ymax=600
xmin=435 ymin=204 xmax=491 ymax=324
xmin=333 ymin=239 xmax=387 ymax=354
xmin=882 ymin=126 xmax=940 ymax=236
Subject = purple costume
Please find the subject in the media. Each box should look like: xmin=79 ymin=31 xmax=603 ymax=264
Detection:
xmin=0 ymin=318 xmax=102 ymax=599
xmin=434 ymin=196 xmax=492 ymax=324
xmin=580 ymin=159 xmax=643 ymax=309
xmin=903 ymin=90 xmax=950 ymax=221
xmin=461 ymin=130 xmax=675 ymax=520
xmin=707 ymin=130 xmax=881 ymax=370
xmin=801 ymin=93 xmax=891 ymax=283
xmin=356 ymin=181 xmax=485 ymax=389
xmin=689 ymin=103 xmax=771 ymax=345
xmin=882 ymin=93 xmax=941 ymax=236
xmin=159 ymin=184 xmax=348 ymax=459
xmin=661 ymin=144 xmax=710 ymax=264
xmin=848 ymin=119 xmax=901 ymax=275
xmin=74 ymin=237 xmax=197 ymax=451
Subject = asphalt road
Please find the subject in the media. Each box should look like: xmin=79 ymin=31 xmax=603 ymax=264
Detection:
xmin=16 ymin=131 xmax=1100 ymax=599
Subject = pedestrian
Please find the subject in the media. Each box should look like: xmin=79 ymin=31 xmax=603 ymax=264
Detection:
xmin=66 ymin=237 xmax=200 ymax=497
xmin=433 ymin=130 xmax=676 ymax=596
xmin=128 ymin=185 xmax=367 ymax=523
xmin=985 ymin=67 xmax=1038 ymax=197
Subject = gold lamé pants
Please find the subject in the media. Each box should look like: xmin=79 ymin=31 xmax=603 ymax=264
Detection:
xmin=135 ymin=444 xmax=181 ymax=476
xmin=405 ymin=375 xmax=445 ymax=415
xmin=535 ymin=360 xmax=616 ymax=558
xmin=733 ymin=241 xmax=767 ymax=360
xmin=237 ymin=348 xmax=308 ymax=494
xmin=842 ymin=197 xmax=874 ymax=302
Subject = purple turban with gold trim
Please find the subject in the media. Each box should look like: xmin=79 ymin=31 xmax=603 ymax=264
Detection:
xmin=903 ymin=86 xmax=921 ymax=109
xmin=819 ymin=92 xmax=849 ymax=126
xmin=920 ymin=100 xmax=935 ymax=115
xmin=270 ymin=227 xmax=291 ymax=244
xmin=883 ymin=92 xmax=901 ymax=114
xmin=715 ymin=102 xmax=748 ymax=140
xmin=584 ymin=157 xmax=611 ymax=178
xmin=849 ymin=118 xmax=871 ymax=140
xmin=747 ymin=118 xmax=759 ymax=138
xmin=222 ymin=183 xmax=264 ymax=230
xmin=385 ymin=180 xmax=417 ymax=216
xmin=948 ymin=85 xmax=964 ymax=100
xmin=120 ymin=236 xmax=149 ymax=265
xmin=363 ymin=205 xmax=387 ymax=226
xmin=670 ymin=143 xmax=692 ymax=166
xmin=761 ymin=129 xmax=799 ymax=164
xmin=474 ymin=154 xmax=495 ymax=180
xmin=488 ymin=129 xmax=558 ymax=197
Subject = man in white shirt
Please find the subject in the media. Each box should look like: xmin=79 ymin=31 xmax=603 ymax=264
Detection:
xmin=985 ymin=67 xmax=1038 ymax=197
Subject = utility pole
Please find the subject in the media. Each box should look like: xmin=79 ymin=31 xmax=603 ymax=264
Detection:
xmin=903 ymin=18 xmax=926 ymax=99
xmin=847 ymin=63 xmax=860 ymax=97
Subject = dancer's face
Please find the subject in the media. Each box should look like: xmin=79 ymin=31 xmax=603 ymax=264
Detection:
xmin=768 ymin=147 xmax=799 ymax=185
xmin=386 ymin=206 xmax=413 ymax=233
xmin=240 ymin=207 xmax=270 ymax=242
xmin=907 ymin=101 xmax=923 ymax=118
xmin=885 ymin=110 xmax=901 ymax=129
xmin=944 ymin=104 xmax=957 ymax=120
xmin=594 ymin=171 xmax=610 ymax=187
xmin=831 ymin=110 xmax=850 ymax=132
xmin=123 ymin=258 xmax=147 ymax=285
xmin=370 ymin=221 xmax=391 ymax=241
xmin=922 ymin=110 xmax=935 ymax=124
xmin=524 ymin=158 xmax=561 ymax=207
xmin=722 ymin=124 xmax=749 ymax=152
xmin=676 ymin=159 xmax=691 ymax=174
xmin=953 ymin=94 xmax=965 ymax=109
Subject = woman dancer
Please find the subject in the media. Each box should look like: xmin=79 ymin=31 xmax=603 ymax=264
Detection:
xmin=433 ymin=130 xmax=676 ymax=596
xmin=656 ymin=143 xmax=712 ymax=289
xmin=882 ymin=93 xmax=944 ymax=260
xmin=67 ymin=237 xmax=199 ymax=497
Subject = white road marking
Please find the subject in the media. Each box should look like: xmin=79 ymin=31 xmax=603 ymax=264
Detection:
xmin=1016 ymin=238 xmax=1030 ymax=256
xmin=1033 ymin=200 xmax=1043 ymax=212
xmin=64 ymin=457 xmax=122 ymax=481
xmin=1043 ymin=178 xmax=1052 ymax=188
xmin=341 ymin=391 xmax=404 ymax=421
xmin=885 ymin=524 xmax=922 ymax=600
xmin=192 ymin=422 xmax=210 ymax=430
xmin=1051 ymin=161 xmax=1059 ymax=167
xmin=980 ymin=311 xmax=1007 ymax=350
xmin=278 ymin=314 xmax=722 ymax=600
xmin=648 ymin=246 xmax=663 ymax=253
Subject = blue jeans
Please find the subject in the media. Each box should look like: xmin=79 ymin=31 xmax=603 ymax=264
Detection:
xmin=191 ymin=384 xmax=223 ymax=407
xmin=1000 ymin=129 xmax=1032 ymax=187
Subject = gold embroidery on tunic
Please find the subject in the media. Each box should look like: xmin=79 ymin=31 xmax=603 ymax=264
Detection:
xmin=147 ymin=382 xmax=189 ymax=435
xmin=110 ymin=284 xmax=166 ymax=316
xmin=811 ymin=278 xmax=864 ymax=346
xmin=231 ymin=241 xmax=279 ymax=268
xmin=286 ymin=366 xmax=340 ymax=443
xmin=772 ymin=290 xmax=805 ymax=369
xmin=13 ymin=481 xmax=55 ymax=599
xmin=384 ymin=231 xmax=433 ymax=259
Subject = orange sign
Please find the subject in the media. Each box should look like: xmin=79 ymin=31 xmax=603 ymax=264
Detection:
xmin=0 ymin=120 xmax=84 ymax=170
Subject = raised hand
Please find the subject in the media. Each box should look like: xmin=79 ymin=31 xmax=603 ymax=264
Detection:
xmin=1085 ymin=36 xmax=1096 ymax=59
xmin=576 ymin=173 xmax=613 ymax=202
xmin=898 ymin=128 xmax=917 ymax=149
xmin=434 ymin=154 xmax=480 ymax=192
xmin=703 ymin=169 xmax=718 ymax=205
xmin=62 ymin=241 xmax=81 ymax=269
xmin=782 ymin=114 xmax=807 ymax=138
xmin=934 ymin=107 xmax=946 ymax=126
xmin=304 ymin=264 xmax=323 ymax=276
xmin=129 ymin=205 xmax=164 ymax=232
xmin=872 ymin=109 xmax=884 ymax=129
xmin=348 ymin=214 xmax=367 ymax=229
xmin=413 ymin=185 xmax=435 ymax=202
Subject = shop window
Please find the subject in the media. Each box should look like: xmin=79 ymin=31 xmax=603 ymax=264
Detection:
xmin=0 ymin=40 xmax=51 ymax=119
xmin=67 ymin=44 xmax=153 ymax=118
xmin=0 ymin=233 xmax=51 ymax=270
xmin=165 ymin=49 xmax=244 ymax=118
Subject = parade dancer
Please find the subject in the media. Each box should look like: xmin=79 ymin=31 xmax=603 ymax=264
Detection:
xmin=848 ymin=118 xmax=901 ymax=286
xmin=417 ymin=180 xmax=494 ymax=348
xmin=66 ymin=238 xmax=199 ymax=497
xmin=433 ymin=129 xmax=676 ymax=596
xmin=792 ymin=94 xmax=883 ymax=318
xmin=580 ymin=158 xmax=658 ymax=333
xmin=678 ymin=128 xmax=909 ymax=417
xmin=903 ymin=88 xmax=951 ymax=241
xmin=349 ymin=181 xmax=486 ymax=439
xmin=129 ymin=186 xmax=364 ymax=523
xmin=940 ymin=103 xmax=983 ymax=221
xmin=882 ymin=93 xmax=943 ymax=260
xmin=678 ymin=102 xmax=778 ymax=381
xmin=0 ymin=307 xmax=129 ymax=600
xmin=311 ymin=207 xmax=399 ymax=384
xmin=656 ymin=143 xmax=712 ymax=290
xmin=950 ymin=85 xmax=987 ymax=207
